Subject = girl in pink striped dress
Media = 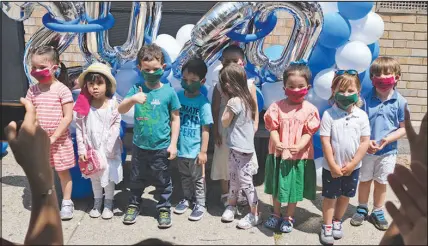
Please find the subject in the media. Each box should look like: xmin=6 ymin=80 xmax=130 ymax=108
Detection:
xmin=26 ymin=46 xmax=75 ymax=220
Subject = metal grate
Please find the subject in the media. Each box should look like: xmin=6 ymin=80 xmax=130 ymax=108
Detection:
xmin=376 ymin=2 xmax=427 ymax=14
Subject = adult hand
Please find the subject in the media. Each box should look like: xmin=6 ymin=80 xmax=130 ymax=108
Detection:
xmin=4 ymin=98 xmax=51 ymax=177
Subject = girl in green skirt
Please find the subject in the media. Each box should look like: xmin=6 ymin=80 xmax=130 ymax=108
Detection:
xmin=263 ymin=62 xmax=321 ymax=233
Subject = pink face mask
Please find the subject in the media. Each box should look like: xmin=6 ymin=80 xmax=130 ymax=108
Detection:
xmin=30 ymin=68 xmax=52 ymax=84
xmin=372 ymin=76 xmax=396 ymax=92
xmin=285 ymin=87 xmax=308 ymax=104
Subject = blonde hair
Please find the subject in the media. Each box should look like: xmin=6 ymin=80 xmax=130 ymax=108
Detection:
xmin=370 ymin=56 xmax=401 ymax=78
xmin=328 ymin=73 xmax=363 ymax=107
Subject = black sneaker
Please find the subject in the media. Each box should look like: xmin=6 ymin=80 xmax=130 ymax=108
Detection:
xmin=369 ymin=209 xmax=389 ymax=231
xmin=122 ymin=204 xmax=139 ymax=225
xmin=188 ymin=204 xmax=206 ymax=221
xmin=158 ymin=208 xmax=172 ymax=228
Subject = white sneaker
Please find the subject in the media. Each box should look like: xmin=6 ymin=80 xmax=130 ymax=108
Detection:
xmin=237 ymin=213 xmax=262 ymax=229
xmin=221 ymin=205 xmax=237 ymax=222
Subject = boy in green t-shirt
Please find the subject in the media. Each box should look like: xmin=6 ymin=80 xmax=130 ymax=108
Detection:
xmin=118 ymin=44 xmax=181 ymax=228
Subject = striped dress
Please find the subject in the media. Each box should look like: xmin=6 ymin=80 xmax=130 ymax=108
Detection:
xmin=26 ymin=82 xmax=75 ymax=171
xmin=264 ymin=99 xmax=321 ymax=203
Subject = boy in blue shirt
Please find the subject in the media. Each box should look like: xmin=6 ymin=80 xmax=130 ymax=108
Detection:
xmin=173 ymin=58 xmax=213 ymax=221
xmin=118 ymin=44 xmax=181 ymax=228
xmin=351 ymin=57 xmax=407 ymax=231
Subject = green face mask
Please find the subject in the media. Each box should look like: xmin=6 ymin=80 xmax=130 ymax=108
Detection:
xmin=334 ymin=92 xmax=358 ymax=110
xmin=181 ymin=79 xmax=202 ymax=93
xmin=141 ymin=68 xmax=164 ymax=84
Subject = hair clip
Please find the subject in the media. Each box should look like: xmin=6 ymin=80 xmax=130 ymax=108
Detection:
xmin=290 ymin=59 xmax=307 ymax=66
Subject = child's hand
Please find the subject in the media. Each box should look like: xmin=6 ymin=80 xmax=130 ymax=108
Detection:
xmin=368 ymin=140 xmax=379 ymax=154
xmin=167 ymin=144 xmax=177 ymax=160
xmin=331 ymin=165 xmax=343 ymax=178
xmin=341 ymin=162 xmax=355 ymax=176
xmin=50 ymin=135 xmax=58 ymax=145
xmin=288 ymin=145 xmax=301 ymax=155
xmin=275 ymin=142 xmax=285 ymax=152
xmin=377 ymin=137 xmax=391 ymax=151
xmin=197 ymin=151 xmax=207 ymax=165
xmin=214 ymin=131 xmax=222 ymax=146
xmin=132 ymin=86 xmax=147 ymax=104
xmin=79 ymin=154 xmax=87 ymax=163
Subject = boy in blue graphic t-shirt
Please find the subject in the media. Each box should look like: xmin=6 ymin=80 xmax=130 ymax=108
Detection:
xmin=173 ymin=58 xmax=213 ymax=221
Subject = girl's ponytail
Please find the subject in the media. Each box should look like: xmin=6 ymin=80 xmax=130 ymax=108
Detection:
xmin=57 ymin=62 xmax=71 ymax=90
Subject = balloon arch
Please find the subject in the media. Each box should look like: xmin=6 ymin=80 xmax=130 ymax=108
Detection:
xmin=2 ymin=1 xmax=383 ymax=197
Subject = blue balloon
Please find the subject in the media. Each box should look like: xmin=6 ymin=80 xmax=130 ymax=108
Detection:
xmin=121 ymin=147 xmax=127 ymax=164
xmin=115 ymin=64 xmax=144 ymax=98
xmin=308 ymin=44 xmax=337 ymax=71
xmin=200 ymin=85 xmax=208 ymax=97
xmin=70 ymin=134 xmax=93 ymax=199
xmin=338 ymin=2 xmax=374 ymax=20
xmin=368 ymin=41 xmax=380 ymax=62
xmin=2 ymin=142 xmax=8 ymax=155
xmin=358 ymin=70 xmax=374 ymax=98
xmin=227 ymin=12 xmax=277 ymax=42
xmin=256 ymin=86 xmax=264 ymax=112
xmin=263 ymin=45 xmax=285 ymax=60
xmin=318 ymin=13 xmax=351 ymax=49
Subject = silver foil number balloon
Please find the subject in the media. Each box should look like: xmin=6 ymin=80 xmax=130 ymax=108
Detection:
xmin=245 ymin=2 xmax=323 ymax=80
xmin=1 ymin=2 xmax=36 ymax=21
xmin=173 ymin=2 xmax=256 ymax=78
xmin=78 ymin=1 xmax=162 ymax=68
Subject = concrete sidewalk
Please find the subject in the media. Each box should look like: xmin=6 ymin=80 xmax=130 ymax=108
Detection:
xmin=1 ymin=148 xmax=404 ymax=245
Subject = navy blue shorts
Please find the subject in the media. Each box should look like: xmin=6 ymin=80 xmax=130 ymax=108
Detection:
xmin=322 ymin=168 xmax=360 ymax=199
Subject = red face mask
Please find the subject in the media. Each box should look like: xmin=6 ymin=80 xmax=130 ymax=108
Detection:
xmin=285 ymin=87 xmax=308 ymax=104
xmin=372 ymin=76 xmax=396 ymax=92
xmin=30 ymin=68 xmax=52 ymax=84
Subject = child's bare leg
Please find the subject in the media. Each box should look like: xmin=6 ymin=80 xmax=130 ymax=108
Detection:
xmin=273 ymin=197 xmax=281 ymax=216
xmin=58 ymin=170 xmax=72 ymax=200
xmin=286 ymin=203 xmax=297 ymax=218
xmin=334 ymin=196 xmax=350 ymax=220
xmin=358 ymin=180 xmax=372 ymax=205
xmin=322 ymin=198 xmax=336 ymax=225
xmin=373 ymin=181 xmax=387 ymax=209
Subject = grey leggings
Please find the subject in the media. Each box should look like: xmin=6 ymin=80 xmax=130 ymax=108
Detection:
xmin=228 ymin=149 xmax=258 ymax=207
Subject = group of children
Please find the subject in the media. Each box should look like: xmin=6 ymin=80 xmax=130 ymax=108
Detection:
xmin=26 ymin=43 xmax=407 ymax=244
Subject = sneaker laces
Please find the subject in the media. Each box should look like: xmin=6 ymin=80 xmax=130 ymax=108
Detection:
xmin=324 ymin=225 xmax=333 ymax=236
xmin=332 ymin=219 xmax=342 ymax=230
xmin=126 ymin=206 xmax=137 ymax=215
xmin=374 ymin=210 xmax=386 ymax=221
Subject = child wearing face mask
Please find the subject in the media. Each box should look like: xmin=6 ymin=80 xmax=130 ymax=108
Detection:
xmin=74 ymin=63 xmax=123 ymax=220
xmin=319 ymin=70 xmax=371 ymax=245
xmin=25 ymin=45 xmax=75 ymax=220
xmin=173 ymin=58 xmax=213 ymax=221
xmin=263 ymin=62 xmax=320 ymax=233
xmin=118 ymin=44 xmax=181 ymax=228
xmin=211 ymin=45 xmax=259 ymax=208
xmin=350 ymin=57 xmax=408 ymax=231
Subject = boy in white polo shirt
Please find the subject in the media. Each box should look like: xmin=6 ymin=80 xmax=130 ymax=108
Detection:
xmin=319 ymin=70 xmax=371 ymax=245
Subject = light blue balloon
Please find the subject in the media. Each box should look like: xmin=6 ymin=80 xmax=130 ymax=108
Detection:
xmin=358 ymin=70 xmax=374 ymax=98
xmin=368 ymin=41 xmax=380 ymax=62
xmin=256 ymin=86 xmax=264 ymax=112
xmin=115 ymin=65 xmax=144 ymax=98
xmin=1 ymin=142 xmax=8 ymax=155
xmin=318 ymin=13 xmax=351 ymax=49
xmin=338 ymin=2 xmax=374 ymax=20
xmin=263 ymin=45 xmax=285 ymax=60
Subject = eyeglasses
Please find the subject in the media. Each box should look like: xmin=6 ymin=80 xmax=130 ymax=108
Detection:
xmin=335 ymin=69 xmax=358 ymax=75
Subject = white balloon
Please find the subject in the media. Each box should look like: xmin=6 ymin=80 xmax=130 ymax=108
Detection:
xmin=207 ymin=84 xmax=215 ymax=103
xmin=315 ymin=157 xmax=323 ymax=188
xmin=319 ymin=2 xmax=338 ymax=14
xmin=261 ymin=82 xmax=286 ymax=110
xmin=176 ymin=24 xmax=195 ymax=48
xmin=349 ymin=12 xmax=385 ymax=45
xmin=335 ymin=40 xmax=372 ymax=73
xmin=155 ymin=34 xmax=181 ymax=62
xmin=313 ymin=68 xmax=335 ymax=101
xmin=205 ymin=60 xmax=222 ymax=88
xmin=168 ymin=72 xmax=181 ymax=89
xmin=121 ymin=105 xmax=135 ymax=127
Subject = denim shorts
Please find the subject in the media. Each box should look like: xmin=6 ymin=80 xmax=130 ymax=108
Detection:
xmin=322 ymin=168 xmax=360 ymax=199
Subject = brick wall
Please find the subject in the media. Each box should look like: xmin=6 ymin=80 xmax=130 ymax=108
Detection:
xmin=22 ymin=5 xmax=427 ymax=123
